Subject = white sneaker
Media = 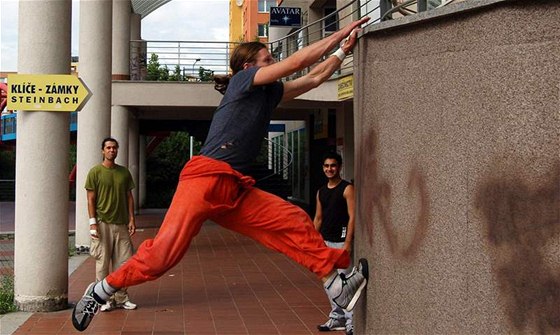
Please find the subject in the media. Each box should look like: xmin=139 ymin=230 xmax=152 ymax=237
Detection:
xmin=71 ymin=282 xmax=102 ymax=331
xmin=121 ymin=300 xmax=137 ymax=310
xmin=100 ymin=301 xmax=114 ymax=312
xmin=325 ymin=258 xmax=369 ymax=311
xmin=317 ymin=318 xmax=345 ymax=331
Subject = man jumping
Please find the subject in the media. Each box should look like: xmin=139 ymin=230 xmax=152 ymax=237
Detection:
xmin=72 ymin=16 xmax=370 ymax=332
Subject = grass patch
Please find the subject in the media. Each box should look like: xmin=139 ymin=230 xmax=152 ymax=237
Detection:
xmin=0 ymin=275 xmax=17 ymax=314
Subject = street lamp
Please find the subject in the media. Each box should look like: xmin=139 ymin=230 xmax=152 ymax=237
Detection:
xmin=192 ymin=58 xmax=201 ymax=78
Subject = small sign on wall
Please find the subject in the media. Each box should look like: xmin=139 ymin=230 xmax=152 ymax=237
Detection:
xmin=269 ymin=7 xmax=302 ymax=27
xmin=337 ymin=75 xmax=353 ymax=100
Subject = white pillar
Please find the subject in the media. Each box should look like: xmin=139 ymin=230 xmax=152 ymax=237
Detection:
xmin=130 ymin=13 xmax=141 ymax=41
xmin=111 ymin=105 xmax=129 ymax=166
xmin=111 ymin=0 xmax=131 ymax=166
xmin=128 ymin=115 xmax=139 ymax=212
xmin=14 ymin=0 xmax=71 ymax=311
xmin=129 ymin=13 xmax=143 ymax=80
xmin=112 ymin=0 xmax=131 ymax=80
xmin=129 ymin=15 xmax=142 ymax=210
xmin=75 ymin=0 xmax=112 ymax=249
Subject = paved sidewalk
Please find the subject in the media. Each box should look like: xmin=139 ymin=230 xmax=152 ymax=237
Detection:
xmin=4 ymin=211 xmax=332 ymax=334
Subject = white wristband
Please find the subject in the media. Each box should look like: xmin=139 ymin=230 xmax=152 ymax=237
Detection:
xmin=89 ymin=218 xmax=97 ymax=225
xmin=332 ymin=48 xmax=346 ymax=62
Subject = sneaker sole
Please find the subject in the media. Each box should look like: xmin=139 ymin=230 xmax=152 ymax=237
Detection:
xmin=71 ymin=282 xmax=96 ymax=331
xmin=358 ymin=258 xmax=369 ymax=282
xmin=345 ymin=258 xmax=369 ymax=311
xmin=318 ymin=326 xmax=345 ymax=331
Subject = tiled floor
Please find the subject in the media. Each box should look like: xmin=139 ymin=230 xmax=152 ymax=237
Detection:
xmin=11 ymin=214 xmax=333 ymax=334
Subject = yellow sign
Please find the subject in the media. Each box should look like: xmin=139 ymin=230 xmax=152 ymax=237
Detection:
xmin=7 ymin=74 xmax=91 ymax=112
xmin=337 ymin=75 xmax=353 ymax=100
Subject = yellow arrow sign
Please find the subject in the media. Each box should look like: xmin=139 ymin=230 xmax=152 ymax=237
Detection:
xmin=7 ymin=74 xmax=92 ymax=112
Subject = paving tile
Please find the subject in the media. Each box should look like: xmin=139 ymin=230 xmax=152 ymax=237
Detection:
xmin=10 ymin=215 xmax=330 ymax=335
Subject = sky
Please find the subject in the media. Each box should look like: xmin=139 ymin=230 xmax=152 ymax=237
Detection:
xmin=0 ymin=0 xmax=229 ymax=72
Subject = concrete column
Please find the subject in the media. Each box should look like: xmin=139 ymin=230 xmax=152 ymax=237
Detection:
xmin=111 ymin=0 xmax=131 ymax=166
xmin=128 ymin=114 xmax=139 ymax=212
xmin=129 ymin=13 xmax=141 ymax=211
xmin=129 ymin=13 xmax=144 ymax=80
xmin=75 ymin=0 xmax=112 ymax=249
xmin=112 ymin=0 xmax=131 ymax=80
xmin=14 ymin=0 xmax=71 ymax=311
xmin=111 ymin=105 xmax=129 ymax=166
xmin=139 ymin=135 xmax=147 ymax=208
xmin=130 ymin=13 xmax=141 ymax=40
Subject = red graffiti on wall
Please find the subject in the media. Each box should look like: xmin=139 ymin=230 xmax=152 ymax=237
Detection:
xmin=356 ymin=128 xmax=430 ymax=260
xmin=476 ymin=164 xmax=560 ymax=334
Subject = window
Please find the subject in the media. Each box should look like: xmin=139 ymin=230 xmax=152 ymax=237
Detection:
xmin=258 ymin=24 xmax=268 ymax=38
xmin=323 ymin=7 xmax=338 ymax=35
xmin=258 ymin=0 xmax=274 ymax=13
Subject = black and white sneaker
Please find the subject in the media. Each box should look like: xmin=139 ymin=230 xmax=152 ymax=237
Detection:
xmin=326 ymin=258 xmax=369 ymax=311
xmin=317 ymin=318 xmax=346 ymax=331
xmin=71 ymin=282 xmax=103 ymax=331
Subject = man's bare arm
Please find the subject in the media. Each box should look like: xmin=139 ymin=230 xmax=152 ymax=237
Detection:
xmin=253 ymin=17 xmax=370 ymax=88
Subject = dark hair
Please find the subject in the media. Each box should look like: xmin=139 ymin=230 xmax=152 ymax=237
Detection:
xmin=101 ymin=137 xmax=119 ymax=150
xmin=213 ymin=42 xmax=268 ymax=95
xmin=322 ymin=152 xmax=342 ymax=166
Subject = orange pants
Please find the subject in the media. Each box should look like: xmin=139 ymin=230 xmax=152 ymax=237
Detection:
xmin=107 ymin=155 xmax=349 ymax=289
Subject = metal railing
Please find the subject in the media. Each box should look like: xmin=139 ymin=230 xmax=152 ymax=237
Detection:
xmin=130 ymin=40 xmax=240 ymax=81
xmin=129 ymin=0 xmax=459 ymax=81
xmin=262 ymin=137 xmax=293 ymax=183
xmin=267 ymin=0 xmax=379 ymax=80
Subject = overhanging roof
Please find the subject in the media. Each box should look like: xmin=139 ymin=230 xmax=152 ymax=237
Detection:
xmin=131 ymin=0 xmax=172 ymax=18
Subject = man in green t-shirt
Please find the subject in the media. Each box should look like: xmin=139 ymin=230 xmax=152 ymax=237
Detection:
xmin=85 ymin=137 xmax=137 ymax=312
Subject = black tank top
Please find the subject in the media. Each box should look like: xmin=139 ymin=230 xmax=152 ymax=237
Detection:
xmin=318 ymin=180 xmax=351 ymax=242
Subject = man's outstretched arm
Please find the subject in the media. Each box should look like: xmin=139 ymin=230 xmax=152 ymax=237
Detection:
xmin=281 ymin=28 xmax=361 ymax=101
xmin=253 ymin=17 xmax=370 ymax=87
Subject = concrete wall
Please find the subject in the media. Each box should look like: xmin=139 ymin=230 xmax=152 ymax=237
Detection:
xmin=353 ymin=1 xmax=559 ymax=334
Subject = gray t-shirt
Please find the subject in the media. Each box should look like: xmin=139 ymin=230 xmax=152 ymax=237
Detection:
xmin=200 ymin=66 xmax=284 ymax=172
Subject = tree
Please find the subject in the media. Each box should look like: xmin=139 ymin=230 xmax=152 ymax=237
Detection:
xmin=169 ymin=65 xmax=182 ymax=81
xmin=159 ymin=65 xmax=170 ymax=81
xmin=145 ymin=132 xmax=202 ymax=207
xmin=146 ymin=53 xmax=161 ymax=81
xmin=198 ymin=67 xmax=214 ymax=82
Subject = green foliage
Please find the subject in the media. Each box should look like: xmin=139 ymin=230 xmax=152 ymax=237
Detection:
xmin=169 ymin=65 xmax=182 ymax=81
xmin=146 ymin=53 xmax=162 ymax=81
xmin=69 ymin=144 xmax=76 ymax=168
xmin=0 ymin=275 xmax=16 ymax=314
xmin=146 ymin=53 xmax=218 ymax=82
xmin=198 ymin=67 xmax=215 ymax=82
xmin=146 ymin=54 xmax=181 ymax=81
xmin=145 ymin=132 xmax=202 ymax=208
xmin=159 ymin=65 xmax=170 ymax=81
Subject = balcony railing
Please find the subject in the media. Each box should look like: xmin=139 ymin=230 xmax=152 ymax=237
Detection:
xmin=1 ymin=0 xmax=460 ymax=140
xmin=128 ymin=0 xmax=458 ymax=82
xmin=130 ymin=40 xmax=240 ymax=81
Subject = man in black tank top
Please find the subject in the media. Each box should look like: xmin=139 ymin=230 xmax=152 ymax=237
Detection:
xmin=314 ymin=152 xmax=355 ymax=335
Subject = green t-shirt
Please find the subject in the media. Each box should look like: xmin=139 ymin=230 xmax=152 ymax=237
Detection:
xmin=85 ymin=164 xmax=135 ymax=225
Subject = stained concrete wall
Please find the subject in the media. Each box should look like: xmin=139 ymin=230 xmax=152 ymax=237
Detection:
xmin=352 ymin=1 xmax=559 ymax=334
